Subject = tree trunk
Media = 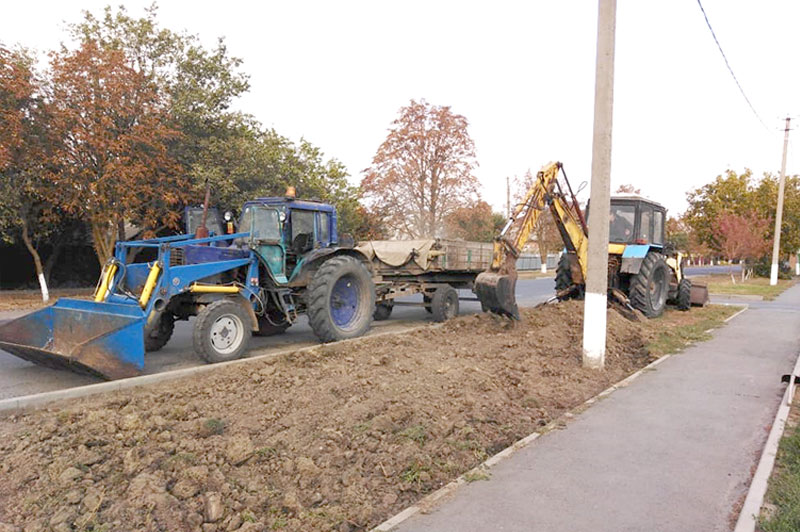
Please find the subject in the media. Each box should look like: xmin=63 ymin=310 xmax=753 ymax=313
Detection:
xmin=91 ymin=219 xmax=115 ymax=266
xmin=43 ymin=239 xmax=66 ymax=286
xmin=20 ymin=217 xmax=49 ymax=302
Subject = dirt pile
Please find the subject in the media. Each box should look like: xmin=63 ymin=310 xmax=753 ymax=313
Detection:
xmin=0 ymin=302 xmax=652 ymax=532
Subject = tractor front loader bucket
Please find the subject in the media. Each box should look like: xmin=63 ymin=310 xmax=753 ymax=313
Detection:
xmin=0 ymin=299 xmax=147 ymax=380
xmin=474 ymin=271 xmax=520 ymax=320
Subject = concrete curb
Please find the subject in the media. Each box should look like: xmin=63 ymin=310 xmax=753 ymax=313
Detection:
xmin=0 ymin=322 xmax=440 ymax=413
xmin=733 ymin=350 xmax=800 ymax=532
xmin=371 ymin=306 xmax=748 ymax=532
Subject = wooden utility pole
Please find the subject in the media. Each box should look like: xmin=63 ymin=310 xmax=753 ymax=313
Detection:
xmin=582 ymin=0 xmax=617 ymax=369
xmin=770 ymin=117 xmax=791 ymax=286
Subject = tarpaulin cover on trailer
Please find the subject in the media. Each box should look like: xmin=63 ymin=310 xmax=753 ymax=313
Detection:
xmin=355 ymin=240 xmax=436 ymax=270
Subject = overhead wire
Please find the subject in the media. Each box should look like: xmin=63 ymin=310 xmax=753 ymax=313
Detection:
xmin=695 ymin=0 xmax=770 ymax=132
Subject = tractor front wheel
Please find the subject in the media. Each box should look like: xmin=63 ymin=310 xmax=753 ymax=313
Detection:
xmin=629 ymin=252 xmax=669 ymax=318
xmin=193 ymin=299 xmax=252 ymax=364
xmin=308 ymin=256 xmax=375 ymax=342
xmin=144 ymin=312 xmax=175 ymax=352
xmin=676 ymin=278 xmax=692 ymax=311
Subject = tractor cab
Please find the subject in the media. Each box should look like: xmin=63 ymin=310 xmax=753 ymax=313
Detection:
xmin=608 ymin=195 xmax=666 ymax=248
xmin=238 ymin=194 xmax=339 ymax=285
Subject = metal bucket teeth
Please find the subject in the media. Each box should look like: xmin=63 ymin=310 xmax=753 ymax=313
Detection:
xmin=0 ymin=298 xmax=146 ymax=380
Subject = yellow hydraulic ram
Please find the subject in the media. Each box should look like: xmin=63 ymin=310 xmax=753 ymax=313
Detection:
xmin=94 ymin=262 xmax=118 ymax=302
xmin=189 ymin=284 xmax=240 ymax=294
xmin=139 ymin=262 xmax=162 ymax=308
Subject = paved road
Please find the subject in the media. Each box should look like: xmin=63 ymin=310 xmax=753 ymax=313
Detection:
xmin=685 ymin=264 xmax=741 ymax=276
xmin=396 ymin=284 xmax=800 ymax=532
xmin=0 ymin=277 xmax=557 ymax=400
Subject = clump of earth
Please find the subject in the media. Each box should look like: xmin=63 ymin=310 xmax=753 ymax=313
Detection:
xmin=0 ymin=301 xmax=652 ymax=532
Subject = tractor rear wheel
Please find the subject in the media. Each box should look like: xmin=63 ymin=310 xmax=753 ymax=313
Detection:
xmin=677 ymin=278 xmax=692 ymax=311
xmin=144 ymin=312 xmax=175 ymax=352
xmin=193 ymin=299 xmax=252 ymax=363
xmin=431 ymin=286 xmax=459 ymax=322
xmin=373 ymin=302 xmax=393 ymax=321
xmin=307 ymin=256 xmax=375 ymax=342
xmin=555 ymin=254 xmax=582 ymax=300
xmin=629 ymin=252 xmax=669 ymax=318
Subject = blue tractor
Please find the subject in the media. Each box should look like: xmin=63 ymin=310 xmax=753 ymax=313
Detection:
xmin=0 ymin=193 xmax=376 ymax=379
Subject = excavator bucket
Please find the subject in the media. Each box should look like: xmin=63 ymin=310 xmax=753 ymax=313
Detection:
xmin=0 ymin=298 xmax=146 ymax=380
xmin=474 ymin=271 xmax=520 ymax=319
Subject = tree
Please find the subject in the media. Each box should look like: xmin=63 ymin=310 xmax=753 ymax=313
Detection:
xmin=445 ymin=201 xmax=504 ymax=242
xmin=666 ymin=216 xmax=690 ymax=252
xmin=70 ymin=5 xmax=362 ymax=235
xmin=716 ymin=212 xmax=770 ymax=281
xmin=361 ymin=99 xmax=479 ymax=238
xmin=0 ymin=46 xmax=58 ymax=300
xmin=47 ymin=40 xmax=187 ymax=264
xmin=685 ymin=169 xmax=757 ymax=253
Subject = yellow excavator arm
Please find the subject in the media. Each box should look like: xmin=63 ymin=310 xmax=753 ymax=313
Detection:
xmin=474 ymin=161 xmax=587 ymax=318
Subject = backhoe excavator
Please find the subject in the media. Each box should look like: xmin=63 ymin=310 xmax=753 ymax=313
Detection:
xmin=474 ymin=161 xmax=708 ymax=319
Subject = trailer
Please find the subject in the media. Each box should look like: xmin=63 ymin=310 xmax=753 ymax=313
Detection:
xmin=356 ymin=239 xmax=493 ymax=321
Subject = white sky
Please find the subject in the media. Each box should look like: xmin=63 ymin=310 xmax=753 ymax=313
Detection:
xmin=3 ymin=0 xmax=798 ymax=218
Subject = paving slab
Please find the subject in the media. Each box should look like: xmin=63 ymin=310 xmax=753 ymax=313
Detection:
xmin=395 ymin=287 xmax=800 ymax=532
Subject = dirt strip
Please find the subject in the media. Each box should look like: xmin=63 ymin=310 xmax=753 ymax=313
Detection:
xmin=0 ymin=302 xmax=706 ymax=532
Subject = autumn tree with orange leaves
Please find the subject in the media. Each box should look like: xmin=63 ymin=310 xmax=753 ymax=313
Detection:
xmin=0 ymin=46 xmax=60 ymax=300
xmin=361 ymin=100 xmax=479 ymax=238
xmin=47 ymin=40 xmax=187 ymax=265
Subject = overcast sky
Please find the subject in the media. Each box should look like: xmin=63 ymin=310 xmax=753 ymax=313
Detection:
xmin=3 ymin=0 xmax=798 ymax=217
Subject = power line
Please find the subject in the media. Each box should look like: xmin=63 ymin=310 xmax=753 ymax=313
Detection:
xmin=695 ymin=0 xmax=769 ymax=131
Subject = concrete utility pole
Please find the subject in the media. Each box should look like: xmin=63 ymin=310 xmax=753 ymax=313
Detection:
xmin=582 ymin=0 xmax=617 ymax=369
xmin=770 ymin=117 xmax=791 ymax=286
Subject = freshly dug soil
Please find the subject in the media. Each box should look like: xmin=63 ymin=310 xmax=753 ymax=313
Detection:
xmin=0 ymin=302 xmax=653 ymax=532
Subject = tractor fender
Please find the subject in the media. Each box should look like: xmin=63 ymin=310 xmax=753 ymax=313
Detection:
xmin=288 ymin=248 xmax=372 ymax=288
xmin=194 ymin=293 xmax=259 ymax=331
xmin=619 ymin=245 xmax=651 ymax=274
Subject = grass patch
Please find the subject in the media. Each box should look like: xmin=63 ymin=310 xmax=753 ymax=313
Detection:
xmin=463 ymin=469 xmax=490 ymax=482
xmin=692 ymin=275 xmax=796 ymax=300
xmin=758 ymin=401 xmax=800 ymax=532
xmin=643 ymin=304 xmax=741 ymax=357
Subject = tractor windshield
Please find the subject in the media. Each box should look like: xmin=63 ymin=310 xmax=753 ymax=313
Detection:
xmin=609 ymin=204 xmax=635 ymax=243
xmin=241 ymin=206 xmax=282 ymax=242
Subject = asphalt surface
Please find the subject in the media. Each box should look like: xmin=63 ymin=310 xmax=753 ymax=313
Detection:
xmin=0 ymin=277 xmax=557 ymax=400
xmin=395 ymin=286 xmax=800 ymax=532
xmin=685 ymin=264 xmax=742 ymax=276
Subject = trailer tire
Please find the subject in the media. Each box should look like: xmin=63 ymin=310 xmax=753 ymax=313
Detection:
xmin=144 ymin=312 xmax=175 ymax=352
xmin=193 ymin=299 xmax=252 ymax=364
xmin=629 ymin=252 xmax=669 ymax=318
xmin=308 ymin=255 xmax=375 ymax=342
xmin=431 ymin=286 xmax=459 ymax=322
xmin=423 ymin=294 xmax=433 ymax=313
xmin=373 ymin=302 xmax=393 ymax=321
xmin=676 ymin=278 xmax=692 ymax=311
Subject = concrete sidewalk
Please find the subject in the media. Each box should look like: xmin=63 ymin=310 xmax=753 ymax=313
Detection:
xmin=394 ymin=287 xmax=800 ymax=532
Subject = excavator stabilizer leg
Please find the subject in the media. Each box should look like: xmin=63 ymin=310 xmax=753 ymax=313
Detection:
xmin=474 ymin=271 xmax=520 ymax=320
